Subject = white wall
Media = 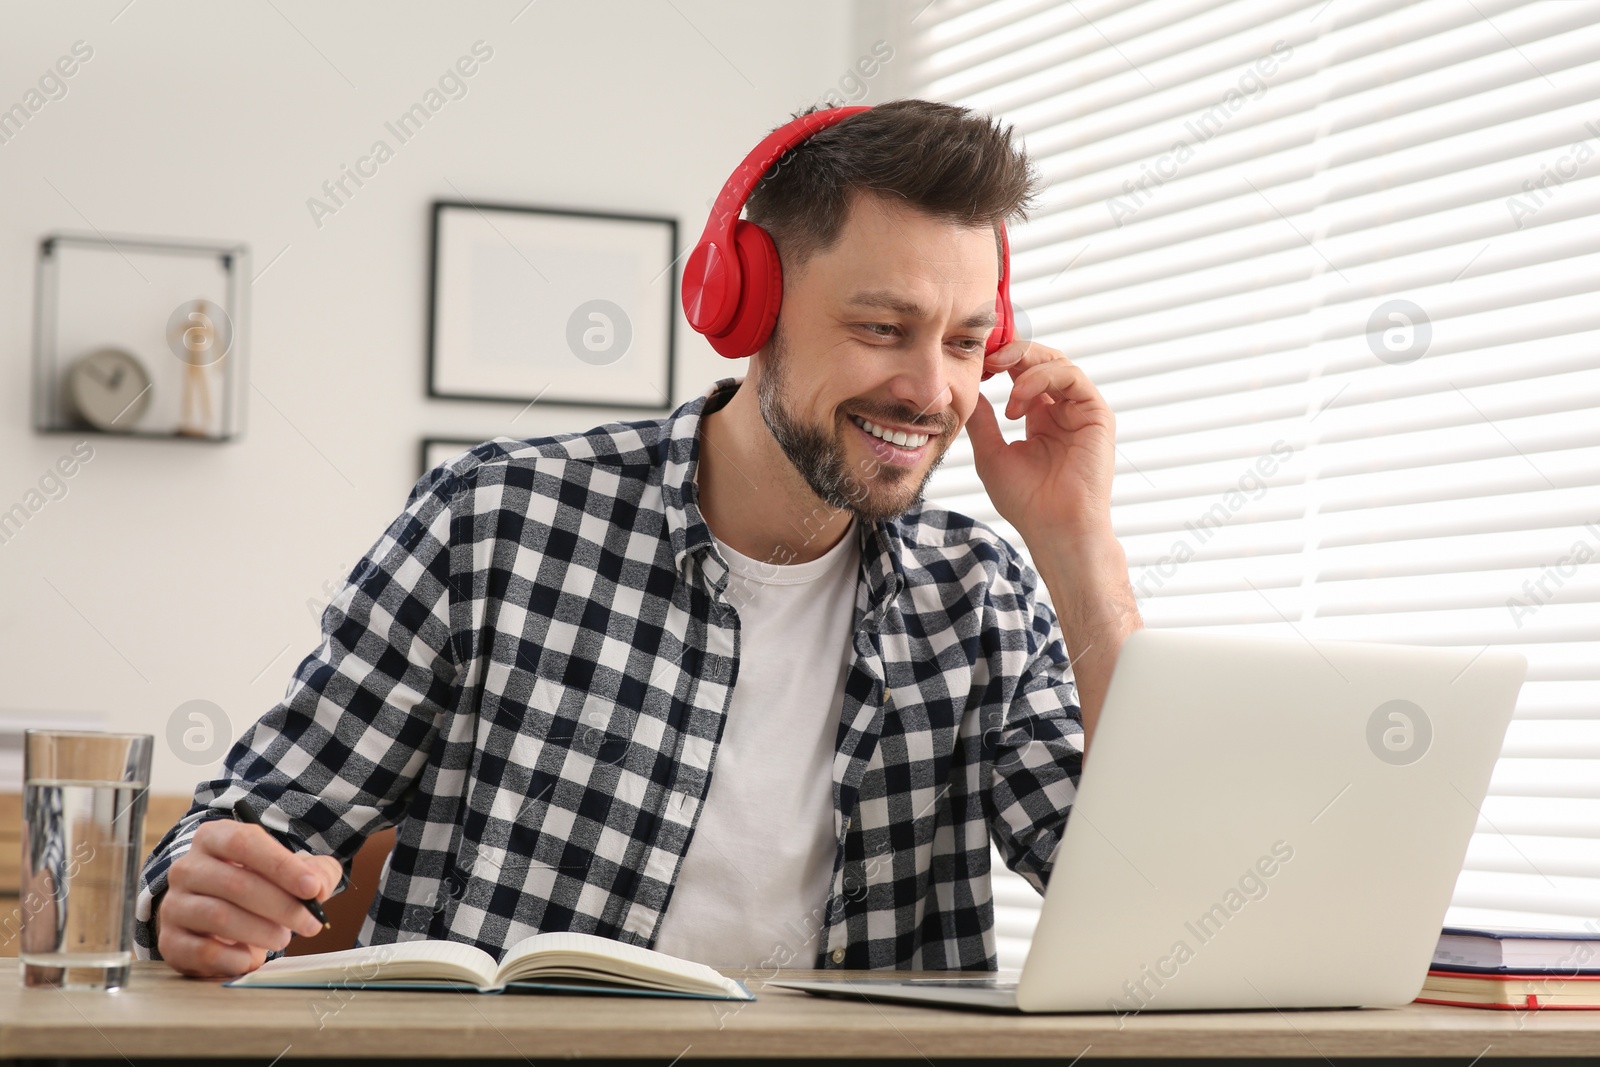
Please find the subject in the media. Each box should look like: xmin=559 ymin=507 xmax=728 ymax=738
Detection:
xmin=0 ymin=0 xmax=902 ymax=795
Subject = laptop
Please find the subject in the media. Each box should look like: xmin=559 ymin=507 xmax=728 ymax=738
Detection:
xmin=770 ymin=629 xmax=1527 ymax=1013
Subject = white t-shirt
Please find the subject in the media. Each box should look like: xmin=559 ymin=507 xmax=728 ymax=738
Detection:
xmin=651 ymin=515 xmax=861 ymax=968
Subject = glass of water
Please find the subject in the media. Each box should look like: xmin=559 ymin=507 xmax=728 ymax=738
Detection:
xmin=20 ymin=729 xmax=153 ymax=990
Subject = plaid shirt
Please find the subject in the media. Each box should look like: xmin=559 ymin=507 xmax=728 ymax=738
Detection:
xmin=135 ymin=375 xmax=1085 ymax=970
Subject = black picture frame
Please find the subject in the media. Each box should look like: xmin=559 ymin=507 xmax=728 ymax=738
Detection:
xmin=426 ymin=200 xmax=677 ymax=411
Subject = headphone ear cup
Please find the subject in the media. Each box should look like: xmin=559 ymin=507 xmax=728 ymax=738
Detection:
xmin=708 ymin=220 xmax=783 ymax=359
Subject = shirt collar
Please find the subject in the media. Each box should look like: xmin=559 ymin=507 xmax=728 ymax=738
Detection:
xmin=661 ymin=376 xmax=907 ymax=618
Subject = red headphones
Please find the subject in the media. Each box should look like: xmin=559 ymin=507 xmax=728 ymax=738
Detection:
xmin=681 ymin=105 xmax=1014 ymax=381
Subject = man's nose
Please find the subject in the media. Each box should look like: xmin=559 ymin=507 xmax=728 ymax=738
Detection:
xmin=889 ymin=336 xmax=954 ymax=426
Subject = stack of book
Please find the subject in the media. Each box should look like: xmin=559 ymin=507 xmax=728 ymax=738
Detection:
xmin=1417 ymin=926 xmax=1600 ymax=1010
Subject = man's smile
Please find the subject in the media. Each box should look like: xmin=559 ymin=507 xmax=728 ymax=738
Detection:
xmin=848 ymin=413 xmax=933 ymax=468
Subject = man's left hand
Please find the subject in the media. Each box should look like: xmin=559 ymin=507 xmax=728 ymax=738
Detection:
xmin=963 ymin=338 xmax=1117 ymax=544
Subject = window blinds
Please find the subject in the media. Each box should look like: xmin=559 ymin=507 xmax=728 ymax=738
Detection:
xmin=906 ymin=0 xmax=1600 ymax=971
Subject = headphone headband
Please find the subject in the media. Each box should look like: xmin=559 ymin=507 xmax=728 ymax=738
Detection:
xmin=698 ymin=106 xmax=871 ymax=271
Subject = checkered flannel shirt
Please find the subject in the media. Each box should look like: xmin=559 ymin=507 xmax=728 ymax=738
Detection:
xmin=135 ymin=375 xmax=1085 ymax=970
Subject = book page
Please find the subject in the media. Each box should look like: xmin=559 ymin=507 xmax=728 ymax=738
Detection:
xmin=496 ymin=931 xmax=742 ymax=996
xmin=233 ymin=939 xmax=497 ymax=988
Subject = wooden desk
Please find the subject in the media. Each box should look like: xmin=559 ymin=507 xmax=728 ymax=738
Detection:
xmin=3 ymin=963 xmax=1600 ymax=1064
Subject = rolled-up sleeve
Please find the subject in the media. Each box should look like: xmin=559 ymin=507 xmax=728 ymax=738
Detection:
xmin=134 ymin=464 xmax=466 ymax=960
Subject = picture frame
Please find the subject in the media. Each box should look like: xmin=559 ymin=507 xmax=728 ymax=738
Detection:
xmin=427 ymin=200 xmax=677 ymax=410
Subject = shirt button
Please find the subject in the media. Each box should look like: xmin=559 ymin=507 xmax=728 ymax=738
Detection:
xmin=831 ymin=948 xmax=846 ymax=965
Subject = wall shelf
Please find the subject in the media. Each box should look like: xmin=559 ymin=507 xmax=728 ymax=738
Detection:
xmin=33 ymin=232 xmax=249 ymax=442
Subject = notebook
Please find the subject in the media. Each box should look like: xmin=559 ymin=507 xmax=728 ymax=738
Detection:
xmin=1417 ymin=969 xmax=1600 ymax=1010
xmin=223 ymin=930 xmax=753 ymax=1000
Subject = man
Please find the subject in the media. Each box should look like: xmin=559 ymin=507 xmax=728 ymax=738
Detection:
xmin=137 ymin=98 xmax=1142 ymax=978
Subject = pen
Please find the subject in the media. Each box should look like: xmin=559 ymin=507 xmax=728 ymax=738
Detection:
xmin=231 ymin=799 xmax=330 ymax=931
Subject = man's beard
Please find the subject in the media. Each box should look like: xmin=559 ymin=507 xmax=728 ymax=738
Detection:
xmin=756 ymin=322 xmax=951 ymax=524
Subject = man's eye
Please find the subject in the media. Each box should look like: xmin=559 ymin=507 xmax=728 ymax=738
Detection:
xmin=861 ymin=325 xmax=984 ymax=353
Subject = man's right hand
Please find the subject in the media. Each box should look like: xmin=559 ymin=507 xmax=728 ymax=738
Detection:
xmin=156 ymin=818 xmax=342 ymax=978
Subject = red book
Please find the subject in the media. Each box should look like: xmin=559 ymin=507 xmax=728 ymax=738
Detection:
xmin=1417 ymin=968 xmax=1600 ymax=1010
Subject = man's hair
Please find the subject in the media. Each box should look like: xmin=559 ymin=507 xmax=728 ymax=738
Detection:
xmin=743 ymin=98 xmax=1042 ymax=280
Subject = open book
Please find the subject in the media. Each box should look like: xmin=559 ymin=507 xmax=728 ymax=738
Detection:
xmin=224 ymin=930 xmax=753 ymax=1000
